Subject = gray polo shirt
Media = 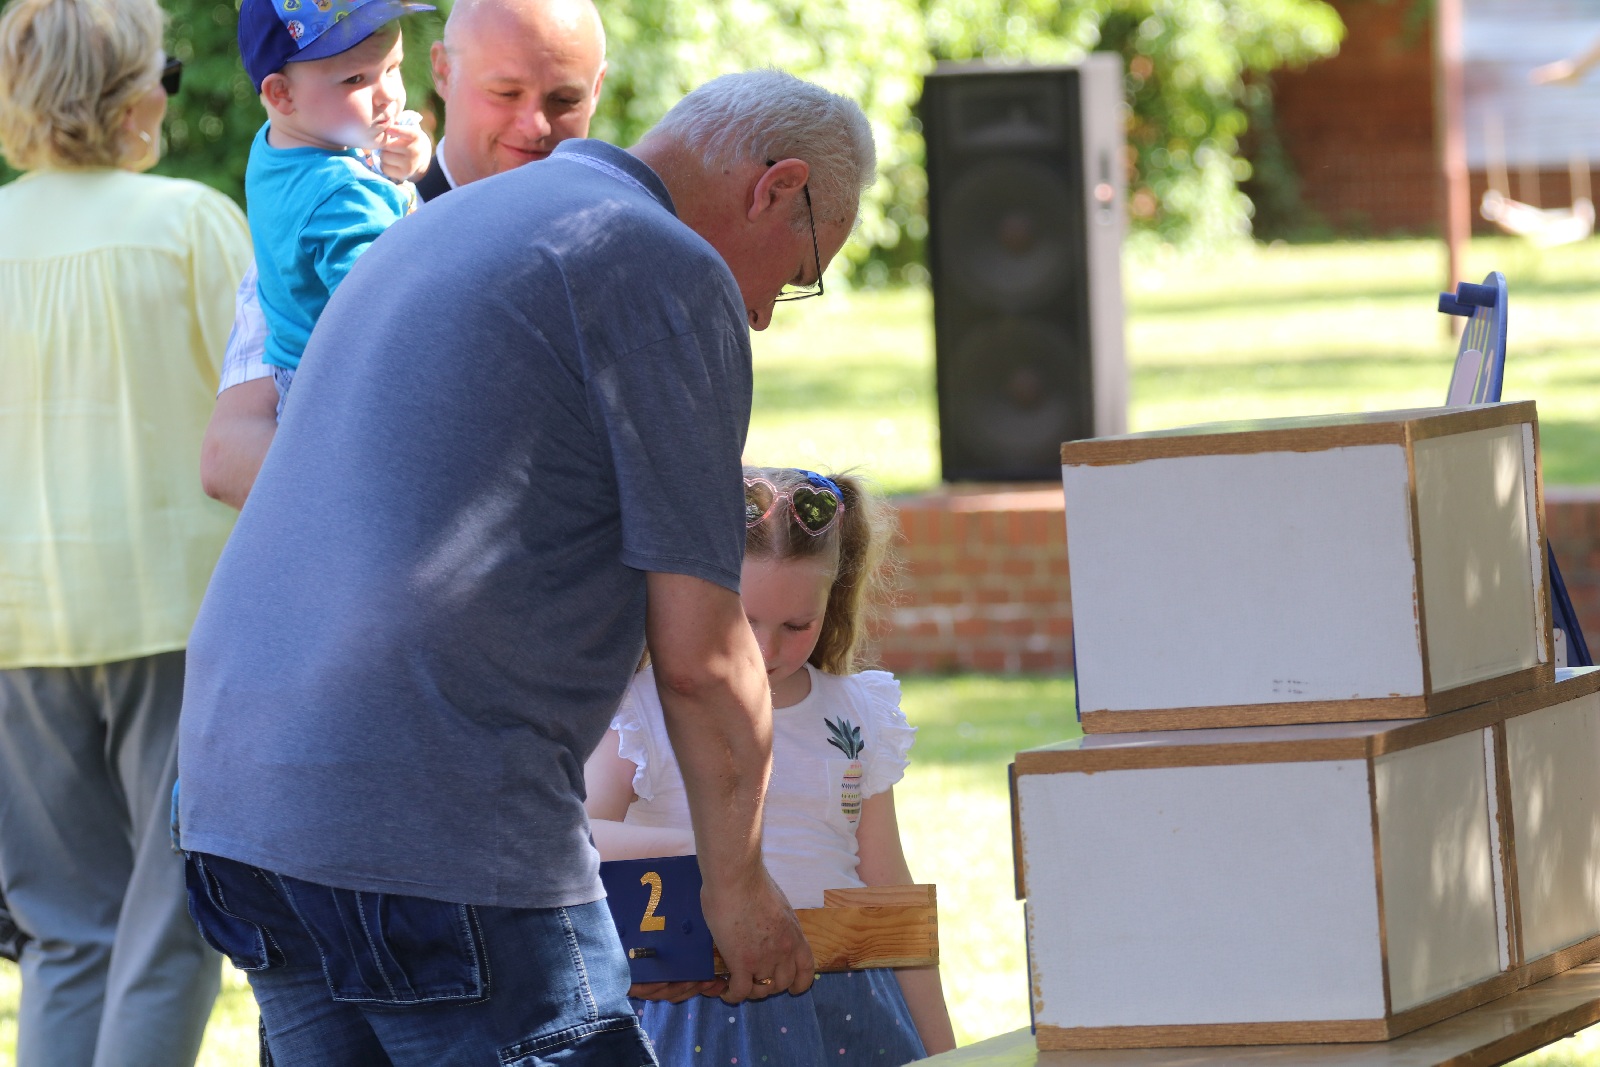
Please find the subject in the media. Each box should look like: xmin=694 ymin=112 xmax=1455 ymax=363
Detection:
xmin=179 ymin=140 xmax=752 ymax=909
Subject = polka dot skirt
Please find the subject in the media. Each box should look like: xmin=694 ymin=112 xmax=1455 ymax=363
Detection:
xmin=632 ymin=968 xmax=926 ymax=1066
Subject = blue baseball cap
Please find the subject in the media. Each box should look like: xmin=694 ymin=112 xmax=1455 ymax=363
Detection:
xmin=239 ymin=0 xmax=434 ymax=92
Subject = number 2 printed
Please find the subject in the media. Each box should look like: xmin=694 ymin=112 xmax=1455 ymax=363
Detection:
xmin=639 ymin=871 xmax=666 ymax=932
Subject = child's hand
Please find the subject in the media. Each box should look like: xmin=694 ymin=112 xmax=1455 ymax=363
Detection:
xmin=378 ymin=111 xmax=432 ymax=184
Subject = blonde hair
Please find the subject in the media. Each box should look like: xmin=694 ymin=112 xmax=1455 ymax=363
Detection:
xmin=0 ymin=0 xmax=164 ymax=171
xmin=743 ymin=466 xmax=897 ymax=675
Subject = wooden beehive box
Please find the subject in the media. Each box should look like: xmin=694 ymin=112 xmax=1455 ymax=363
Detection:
xmin=1011 ymin=667 xmax=1600 ymax=1051
xmin=1061 ymin=402 xmax=1551 ymax=733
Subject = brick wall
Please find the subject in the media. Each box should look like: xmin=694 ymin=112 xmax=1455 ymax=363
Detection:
xmin=1271 ymin=0 xmax=1439 ymax=235
xmin=1266 ymin=0 xmax=1580 ymax=236
xmin=876 ymin=486 xmax=1073 ymax=675
xmin=874 ymin=484 xmax=1600 ymax=675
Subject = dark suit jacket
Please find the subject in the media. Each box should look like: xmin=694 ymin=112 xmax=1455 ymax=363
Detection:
xmin=416 ymin=161 xmax=452 ymax=203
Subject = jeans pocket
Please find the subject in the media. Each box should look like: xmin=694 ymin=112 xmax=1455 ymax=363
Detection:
xmin=184 ymin=853 xmax=280 ymax=971
xmin=498 ymin=1016 xmax=657 ymax=1067
xmin=277 ymin=877 xmax=487 ymax=1005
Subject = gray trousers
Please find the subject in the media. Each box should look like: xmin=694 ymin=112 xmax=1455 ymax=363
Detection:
xmin=0 ymin=650 xmax=220 ymax=1067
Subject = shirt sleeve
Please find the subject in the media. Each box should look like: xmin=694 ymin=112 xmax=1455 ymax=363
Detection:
xmin=184 ymin=186 xmax=253 ymax=384
xmin=217 ymin=262 xmax=273 ymax=397
xmin=589 ymin=325 xmax=752 ymax=592
xmin=854 ymin=670 xmax=916 ymax=798
xmin=610 ymin=671 xmax=659 ymax=801
xmin=302 ymin=177 xmax=408 ymax=302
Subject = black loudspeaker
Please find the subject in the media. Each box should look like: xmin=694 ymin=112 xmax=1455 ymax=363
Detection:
xmin=921 ymin=58 xmax=1128 ymax=482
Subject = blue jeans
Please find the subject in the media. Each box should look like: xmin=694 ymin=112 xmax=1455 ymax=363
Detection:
xmin=184 ymin=852 xmax=656 ymax=1066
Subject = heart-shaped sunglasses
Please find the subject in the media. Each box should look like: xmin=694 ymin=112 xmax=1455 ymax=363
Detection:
xmin=744 ymin=472 xmax=843 ymax=536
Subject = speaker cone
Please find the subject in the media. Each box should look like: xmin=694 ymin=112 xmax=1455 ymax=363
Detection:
xmin=941 ymin=159 xmax=1084 ymax=315
xmin=943 ymin=317 xmax=1092 ymax=473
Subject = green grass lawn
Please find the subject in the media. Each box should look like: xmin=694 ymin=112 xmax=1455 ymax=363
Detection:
xmin=747 ymin=234 xmax=1600 ymax=492
xmin=8 ymin=234 xmax=1600 ymax=1063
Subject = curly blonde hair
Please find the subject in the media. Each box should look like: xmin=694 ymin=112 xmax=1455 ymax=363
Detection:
xmin=0 ymin=0 xmax=164 ymax=171
xmin=743 ymin=466 xmax=898 ymax=675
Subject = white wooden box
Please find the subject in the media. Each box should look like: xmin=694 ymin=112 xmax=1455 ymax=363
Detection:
xmin=1060 ymin=402 xmax=1551 ymax=733
xmin=1012 ymin=668 xmax=1600 ymax=1051
xmin=1499 ymin=670 xmax=1600 ymax=983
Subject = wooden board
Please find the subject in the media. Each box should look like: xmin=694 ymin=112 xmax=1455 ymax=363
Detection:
xmin=1372 ymin=732 xmax=1504 ymax=1013
xmin=1018 ymin=761 xmax=1387 ymax=1030
xmin=1074 ymin=668 xmax=1551 ymax=734
xmin=1505 ymin=690 xmax=1600 ymax=962
xmin=1017 ymin=669 xmax=1600 ymax=777
xmin=1065 ymin=443 xmax=1425 ymax=714
xmin=923 ymin=960 xmax=1600 ymax=1065
xmin=1412 ymin=422 xmax=1543 ymax=692
xmin=1014 ymin=670 xmax=1600 ymax=1047
xmin=1057 ymin=402 xmax=1535 ymax=466
xmin=1059 ymin=402 xmax=1547 ymax=731
xmin=711 ymin=884 xmax=938 ymax=975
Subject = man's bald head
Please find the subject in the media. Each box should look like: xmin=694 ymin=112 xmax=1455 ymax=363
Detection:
xmin=443 ymin=0 xmax=604 ymax=59
xmin=431 ymin=0 xmax=606 ymax=186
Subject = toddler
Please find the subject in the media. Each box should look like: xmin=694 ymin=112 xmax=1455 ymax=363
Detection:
xmin=238 ymin=0 xmax=433 ymax=409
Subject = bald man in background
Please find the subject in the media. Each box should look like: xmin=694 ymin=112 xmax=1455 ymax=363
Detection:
xmin=200 ymin=0 xmax=607 ymax=507
xmin=420 ymin=0 xmax=605 ymax=196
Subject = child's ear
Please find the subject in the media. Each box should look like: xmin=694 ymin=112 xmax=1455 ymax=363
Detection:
xmin=261 ymin=72 xmax=294 ymax=116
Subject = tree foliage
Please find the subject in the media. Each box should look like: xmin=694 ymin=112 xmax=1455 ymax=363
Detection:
xmin=923 ymin=0 xmax=1344 ymax=246
xmin=0 ymin=0 xmax=1345 ymax=271
xmin=589 ymin=0 xmax=929 ymax=283
xmin=0 ymin=0 xmax=444 ymax=201
xmin=596 ymin=0 xmax=1344 ymax=268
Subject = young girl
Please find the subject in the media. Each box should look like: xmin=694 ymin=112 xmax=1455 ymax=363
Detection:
xmin=585 ymin=466 xmax=956 ymax=1064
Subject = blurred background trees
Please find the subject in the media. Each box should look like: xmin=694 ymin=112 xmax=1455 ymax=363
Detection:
xmin=0 ymin=0 xmax=1344 ymax=278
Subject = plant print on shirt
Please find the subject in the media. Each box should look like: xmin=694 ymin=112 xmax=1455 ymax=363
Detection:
xmin=825 ymin=716 xmax=865 ymax=824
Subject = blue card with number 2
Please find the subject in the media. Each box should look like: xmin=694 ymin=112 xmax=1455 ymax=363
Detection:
xmin=600 ymin=855 xmax=717 ymax=983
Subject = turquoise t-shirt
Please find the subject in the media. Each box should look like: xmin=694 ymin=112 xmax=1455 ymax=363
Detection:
xmin=244 ymin=123 xmax=412 ymax=370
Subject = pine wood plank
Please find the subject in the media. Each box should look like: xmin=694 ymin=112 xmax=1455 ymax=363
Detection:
xmin=710 ymin=884 xmax=939 ymax=974
xmin=1058 ymin=402 xmax=1535 ymax=467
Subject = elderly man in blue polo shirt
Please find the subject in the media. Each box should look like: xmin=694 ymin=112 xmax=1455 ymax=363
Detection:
xmin=176 ymin=69 xmax=875 ymax=1063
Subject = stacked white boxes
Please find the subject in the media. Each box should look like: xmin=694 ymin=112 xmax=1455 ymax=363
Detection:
xmin=1014 ymin=402 xmax=1600 ymax=1050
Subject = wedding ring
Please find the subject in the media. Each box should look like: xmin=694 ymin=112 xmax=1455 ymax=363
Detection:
xmin=754 ymin=977 xmax=774 ymax=986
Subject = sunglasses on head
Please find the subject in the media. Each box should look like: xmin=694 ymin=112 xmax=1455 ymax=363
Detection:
xmin=745 ymin=471 xmax=843 ymax=536
xmin=160 ymin=55 xmax=182 ymax=97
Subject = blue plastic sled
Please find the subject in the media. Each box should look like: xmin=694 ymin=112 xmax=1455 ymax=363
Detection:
xmin=1438 ymin=272 xmax=1590 ymax=666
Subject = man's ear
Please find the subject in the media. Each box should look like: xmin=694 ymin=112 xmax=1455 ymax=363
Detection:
xmin=748 ymin=156 xmax=807 ymax=223
xmin=261 ymin=72 xmax=295 ymax=116
xmin=589 ymin=60 xmax=608 ymax=110
xmin=430 ymin=40 xmax=451 ymax=101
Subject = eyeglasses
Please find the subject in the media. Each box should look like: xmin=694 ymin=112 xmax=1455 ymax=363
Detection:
xmin=160 ymin=55 xmax=182 ymax=97
xmin=766 ymin=160 xmax=824 ymax=302
xmin=745 ymin=472 xmax=843 ymax=536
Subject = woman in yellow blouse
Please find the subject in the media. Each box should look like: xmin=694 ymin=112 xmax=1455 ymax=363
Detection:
xmin=0 ymin=0 xmax=250 ymax=1063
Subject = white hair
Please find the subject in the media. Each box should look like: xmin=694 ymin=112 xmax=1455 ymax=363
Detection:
xmin=647 ymin=69 xmax=875 ymax=226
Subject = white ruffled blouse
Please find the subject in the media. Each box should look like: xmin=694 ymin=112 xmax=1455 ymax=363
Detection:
xmin=610 ymin=664 xmax=916 ymax=908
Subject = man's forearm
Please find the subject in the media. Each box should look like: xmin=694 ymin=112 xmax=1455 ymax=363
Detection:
xmin=654 ymin=652 xmax=773 ymax=887
xmin=644 ymin=571 xmax=814 ymax=998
